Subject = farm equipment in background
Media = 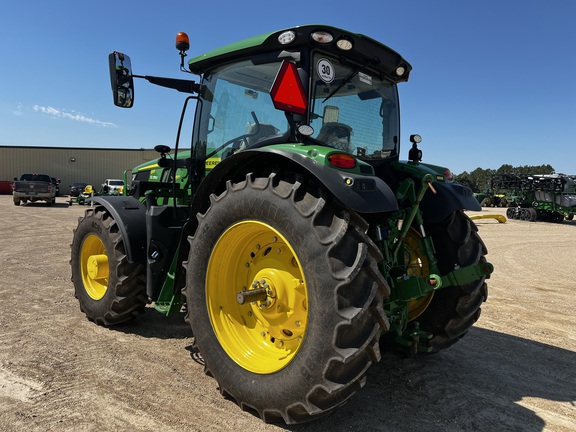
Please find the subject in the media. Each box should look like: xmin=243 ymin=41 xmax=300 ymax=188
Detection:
xmin=68 ymin=184 xmax=95 ymax=206
xmin=70 ymin=26 xmax=493 ymax=424
xmin=469 ymin=214 xmax=507 ymax=223
xmin=68 ymin=182 xmax=124 ymax=206
xmin=492 ymin=173 xmax=576 ymax=222
xmin=474 ymin=191 xmax=509 ymax=207
xmin=101 ymin=178 xmax=124 ymax=195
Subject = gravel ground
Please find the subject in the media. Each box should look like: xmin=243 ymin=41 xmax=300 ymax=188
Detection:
xmin=0 ymin=195 xmax=574 ymax=431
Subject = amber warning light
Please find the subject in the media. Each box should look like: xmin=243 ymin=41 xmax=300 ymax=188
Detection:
xmin=176 ymin=32 xmax=190 ymax=52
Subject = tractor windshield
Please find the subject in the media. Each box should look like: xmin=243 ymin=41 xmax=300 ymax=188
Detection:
xmin=310 ymin=53 xmax=400 ymax=159
xmin=194 ymin=53 xmax=400 ymax=162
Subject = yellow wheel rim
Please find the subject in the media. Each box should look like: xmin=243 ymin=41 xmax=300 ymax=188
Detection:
xmin=80 ymin=234 xmax=109 ymax=300
xmin=206 ymin=221 xmax=308 ymax=374
xmin=404 ymin=229 xmax=434 ymax=321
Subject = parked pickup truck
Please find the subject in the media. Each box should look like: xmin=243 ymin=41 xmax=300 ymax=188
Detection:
xmin=12 ymin=173 xmax=57 ymax=206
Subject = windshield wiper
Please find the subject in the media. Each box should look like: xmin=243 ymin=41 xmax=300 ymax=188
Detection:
xmin=322 ymin=65 xmax=363 ymax=103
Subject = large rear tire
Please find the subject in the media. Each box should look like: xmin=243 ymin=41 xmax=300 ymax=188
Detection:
xmin=185 ymin=173 xmax=389 ymax=424
xmin=70 ymin=205 xmax=147 ymax=325
xmin=418 ymin=210 xmax=489 ymax=351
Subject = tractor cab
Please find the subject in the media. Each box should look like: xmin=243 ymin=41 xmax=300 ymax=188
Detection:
xmin=110 ymin=26 xmax=411 ymax=181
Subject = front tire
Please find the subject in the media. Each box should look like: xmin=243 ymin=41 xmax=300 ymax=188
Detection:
xmin=185 ymin=173 xmax=389 ymax=424
xmin=70 ymin=205 xmax=147 ymax=325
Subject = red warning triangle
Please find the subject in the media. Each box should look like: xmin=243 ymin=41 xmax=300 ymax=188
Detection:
xmin=270 ymin=61 xmax=308 ymax=115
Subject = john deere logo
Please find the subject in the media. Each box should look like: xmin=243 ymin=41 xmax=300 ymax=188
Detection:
xmin=206 ymin=158 xmax=221 ymax=169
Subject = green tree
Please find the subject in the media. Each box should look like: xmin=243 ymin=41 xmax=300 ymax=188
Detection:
xmin=454 ymin=171 xmax=473 ymax=189
xmin=453 ymin=164 xmax=557 ymax=193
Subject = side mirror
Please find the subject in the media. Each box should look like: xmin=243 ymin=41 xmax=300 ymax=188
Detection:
xmin=108 ymin=52 xmax=135 ymax=108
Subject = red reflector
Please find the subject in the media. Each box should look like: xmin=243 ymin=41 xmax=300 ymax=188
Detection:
xmin=270 ymin=61 xmax=307 ymax=115
xmin=328 ymin=153 xmax=356 ymax=169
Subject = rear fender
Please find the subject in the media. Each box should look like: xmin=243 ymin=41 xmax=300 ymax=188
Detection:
xmin=388 ymin=160 xmax=480 ymax=223
xmin=421 ymin=182 xmax=481 ymax=223
xmin=88 ymin=196 xmax=147 ymax=263
xmin=192 ymin=148 xmax=398 ymax=215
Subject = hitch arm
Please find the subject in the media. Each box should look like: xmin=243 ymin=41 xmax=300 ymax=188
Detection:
xmin=441 ymin=262 xmax=494 ymax=288
xmin=393 ymin=173 xmax=436 ymax=257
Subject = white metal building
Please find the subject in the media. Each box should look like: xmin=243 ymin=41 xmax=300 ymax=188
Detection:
xmin=0 ymin=146 xmax=158 ymax=195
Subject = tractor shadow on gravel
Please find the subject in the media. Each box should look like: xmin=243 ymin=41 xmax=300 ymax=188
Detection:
xmin=17 ymin=201 xmax=70 ymax=208
xmin=106 ymin=309 xmax=575 ymax=431
xmin=286 ymin=327 xmax=575 ymax=432
xmin=114 ymin=307 xmax=192 ymax=340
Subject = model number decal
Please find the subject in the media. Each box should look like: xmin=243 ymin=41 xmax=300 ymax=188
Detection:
xmin=317 ymin=58 xmax=334 ymax=83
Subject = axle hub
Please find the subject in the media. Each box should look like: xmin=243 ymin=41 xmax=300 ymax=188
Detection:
xmin=236 ymin=287 xmax=268 ymax=305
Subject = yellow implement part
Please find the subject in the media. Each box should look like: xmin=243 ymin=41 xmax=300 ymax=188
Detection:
xmin=470 ymin=214 xmax=507 ymax=223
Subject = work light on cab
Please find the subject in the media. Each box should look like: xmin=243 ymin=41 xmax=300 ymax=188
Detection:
xmin=278 ymin=30 xmax=296 ymax=45
xmin=336 ymin=38 xmax=353 ymax=50
xmin=311 ymin=31 xmax=333 ymax=44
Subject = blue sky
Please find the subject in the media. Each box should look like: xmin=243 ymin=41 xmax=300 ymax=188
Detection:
xmin=1 ymin=0 xmax=574 ymax=175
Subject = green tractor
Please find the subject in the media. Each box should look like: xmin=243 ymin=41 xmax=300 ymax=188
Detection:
xmin=70 ymin=26 xmax=492 ymax=424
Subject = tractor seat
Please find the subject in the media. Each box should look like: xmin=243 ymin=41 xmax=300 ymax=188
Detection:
xmin=246 ymin=123 xmax=281 ymax=146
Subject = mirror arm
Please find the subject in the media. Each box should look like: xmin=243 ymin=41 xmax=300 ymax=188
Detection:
xmin=133 ymin=74 xmax=201 ymax=94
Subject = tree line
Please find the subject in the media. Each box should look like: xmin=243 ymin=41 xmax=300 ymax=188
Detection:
xmin=453 ymin=164 xmax=556 ymax=193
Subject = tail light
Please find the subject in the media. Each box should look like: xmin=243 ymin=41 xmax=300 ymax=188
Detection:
xmin=328 ymin=153 xmax=356 ymax=169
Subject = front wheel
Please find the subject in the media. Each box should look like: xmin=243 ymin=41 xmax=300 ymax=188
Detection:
xmin=185 ymin=173 xmax=389 ymax=424
xmin=70 ymin=205 xmax=147 ymax=325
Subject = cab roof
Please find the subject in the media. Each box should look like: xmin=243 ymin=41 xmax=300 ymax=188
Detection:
xmin=187 ymin=25 xmax=412 ymax=83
